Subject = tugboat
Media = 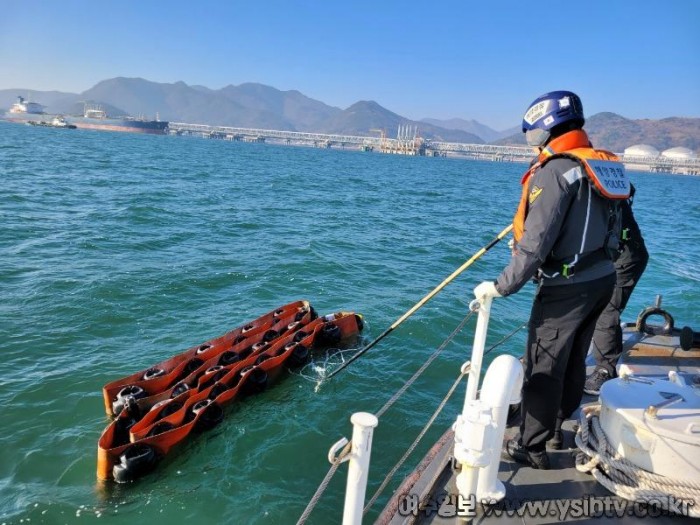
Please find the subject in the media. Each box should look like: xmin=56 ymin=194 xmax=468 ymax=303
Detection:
xmin=48 ymin=116 xmax=77 ymax=128
xmin=27 ymin=116 xmax=77 ymax=129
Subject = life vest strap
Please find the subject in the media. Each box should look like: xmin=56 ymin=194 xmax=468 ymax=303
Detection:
xmin=539 ymin=248 xmax=610 ymax=280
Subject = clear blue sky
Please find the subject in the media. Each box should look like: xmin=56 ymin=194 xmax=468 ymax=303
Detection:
xmin=1 ymin=0 xmax=698 ymax=130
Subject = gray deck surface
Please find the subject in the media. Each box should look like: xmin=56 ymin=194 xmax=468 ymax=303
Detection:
xmin=378 ymin=400 xmax=697 ymax=524
xmin=376 ymin=331 xmax=700 ymax=525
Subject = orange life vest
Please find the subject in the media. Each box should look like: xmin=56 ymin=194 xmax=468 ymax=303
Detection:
xmin=513 ymin=130 xmax=630 ymax=243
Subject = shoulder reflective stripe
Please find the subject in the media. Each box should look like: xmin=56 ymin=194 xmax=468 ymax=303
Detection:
xmin=562 ymin=166 xmax=584 ymax=185
xmin=579 ymin=183 xmax=592 ymax=255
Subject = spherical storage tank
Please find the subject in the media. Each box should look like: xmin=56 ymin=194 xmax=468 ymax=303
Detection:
xmin=661 ymin=147 xmax=697 ymax=160
xmin=624 ymin=144 xmax=659 ymax=157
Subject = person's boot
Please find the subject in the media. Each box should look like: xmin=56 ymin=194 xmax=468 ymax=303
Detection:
xmin=583 ymin=368 xmax=612 ymax=396
xmin=548 ymin=417 xmax=564 ymax=450
xmin=547 ymin=429 xmax=564 ymax=450
xmin=505 ymin=439 xmax=550 ymax=470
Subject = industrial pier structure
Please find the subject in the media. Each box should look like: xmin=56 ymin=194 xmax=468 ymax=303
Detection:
xmin=166 ymin=122 xmax=700 ymax=175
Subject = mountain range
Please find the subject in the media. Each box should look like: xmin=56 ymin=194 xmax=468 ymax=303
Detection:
xmin=420 ymin=117 xmax=519 ymax=142
xmin=2 ymin=77 xmax=698 ymax=153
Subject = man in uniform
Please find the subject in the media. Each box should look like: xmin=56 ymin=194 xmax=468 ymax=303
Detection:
xmin=474 ymin=90 xmax=628 ymax=469
xmin=584 ymin=194 xmax=648 ymax=395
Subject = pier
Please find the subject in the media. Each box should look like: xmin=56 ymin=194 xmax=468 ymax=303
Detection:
xmin=167 ymin=122 xmax=700 ymax=175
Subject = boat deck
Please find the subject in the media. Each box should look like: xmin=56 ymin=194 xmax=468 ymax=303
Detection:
xmin=376 ymin=328 xmax=700 ymax=524
xmin=377 ymin=403 xmax=696 ymax=524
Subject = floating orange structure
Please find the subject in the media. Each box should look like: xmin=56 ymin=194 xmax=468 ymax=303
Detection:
xmin=97 ymin=301 xmax=363 ymax=482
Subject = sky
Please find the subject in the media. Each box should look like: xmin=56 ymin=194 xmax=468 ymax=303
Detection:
xmin=1 ymin=0 xmax=699 ymax=130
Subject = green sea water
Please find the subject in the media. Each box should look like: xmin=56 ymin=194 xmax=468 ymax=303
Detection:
xmin=1 ymin=121 xmax=698 ymax=524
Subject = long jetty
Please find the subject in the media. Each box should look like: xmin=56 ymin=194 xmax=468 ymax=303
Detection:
xmin=167 ymin=122 xmax=700 ymax=175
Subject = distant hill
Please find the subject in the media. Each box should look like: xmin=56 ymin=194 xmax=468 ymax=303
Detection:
xmin=421 ymin=117 xmax=517 ymax=142
xmin=218 ymin=83 xmax=342 ymax=131
xmin=327 ymin=101 xmax=483 ymax=143
xmin=496 ymin=112 xmax=700 ymax=153
xmin=1 ymin=78 xmax=697 ymax=152
xmin=585 ymin=113 xmax=700 ymax=152
xmin=0 ymin=77 xmax=481 ymax=142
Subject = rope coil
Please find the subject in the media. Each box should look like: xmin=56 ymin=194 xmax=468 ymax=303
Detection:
xmin=575 ymin=404 xmax=700 ymax=518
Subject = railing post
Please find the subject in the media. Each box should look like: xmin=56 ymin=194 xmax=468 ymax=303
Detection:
xmin=452 ymin=296 xmax=493 ymax=517
xmin=476 ymin=354 xmax=523 ymax=502
xmin=464 ymin=296 xmax=492 ymax=406
xmin=453 ymin=294 xmax=524 ymax=512
xmin=342 ymin=412 xmax=379 ymax=525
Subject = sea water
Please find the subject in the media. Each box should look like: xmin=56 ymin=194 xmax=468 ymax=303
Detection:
xmin=1 ymin=122 xmax=698 ymax=524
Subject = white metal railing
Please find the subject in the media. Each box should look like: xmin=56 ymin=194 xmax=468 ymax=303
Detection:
xmin=452 ymin=295 xmax=523 ymax=508
xmin=320 ymin=293 xmax=523 ymax=524
xmin=340 ymin=413 xmax=379 ymax=525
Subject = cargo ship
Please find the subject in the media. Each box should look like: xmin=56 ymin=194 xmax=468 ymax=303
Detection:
xmin=2 ymin=96 xmax=168 ymax=135
xmin=65 ymin=104 xmax=168 ymax=135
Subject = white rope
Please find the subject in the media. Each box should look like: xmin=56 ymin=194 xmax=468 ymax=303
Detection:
xmin=575 ymin=404 xmax=700 ymax=518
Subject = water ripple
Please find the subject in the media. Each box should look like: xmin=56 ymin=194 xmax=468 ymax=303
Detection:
xmin=0 ymin=123 xmax=698 ymax=524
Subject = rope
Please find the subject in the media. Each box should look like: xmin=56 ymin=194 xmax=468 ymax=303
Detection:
xmin=363 ymin=370 xmax=466 ymax=514
xmin=296 ymin=309 xmax=474 ymax=524
xmin=298 ymin=312 xmax=528 ymax=523
xmin=365 ymin=318 xmax=526 ymax=513
xmin=296 ymin=440 xmax=353 ymax=525
xmin=483 ymin=322 xmax=527 ymax=353
xmin=575 ymin=404 xmax=700 ymax=518
xmin=375 ymin=309 xmax=475 ymax=419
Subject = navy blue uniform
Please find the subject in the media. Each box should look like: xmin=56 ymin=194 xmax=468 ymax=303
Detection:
xmin=496 ymin=156 xmax=617 ymax=452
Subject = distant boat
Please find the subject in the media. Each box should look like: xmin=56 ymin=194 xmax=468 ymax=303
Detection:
xmin=51 ymin=116 xmax=77 ymax=129
xmin=4 ymin=95 xmax=46 ymax=122
xmin=27 ymin=116 xmax=77 ymax=129
xmin=2 ymin=96 xmax=168 ymax=135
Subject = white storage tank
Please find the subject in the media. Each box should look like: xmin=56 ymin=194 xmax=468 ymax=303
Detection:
xmin=661 ymin=146 xmax=697 ymax=160
xmin=624 ymin=144 xmax=659 ymax=157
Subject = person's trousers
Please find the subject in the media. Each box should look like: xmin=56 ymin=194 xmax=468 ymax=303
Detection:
xmin=590 ymin=258 xmax=648 ymax=375
xmin=520 ymin=273 xmax=616 ymax=451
